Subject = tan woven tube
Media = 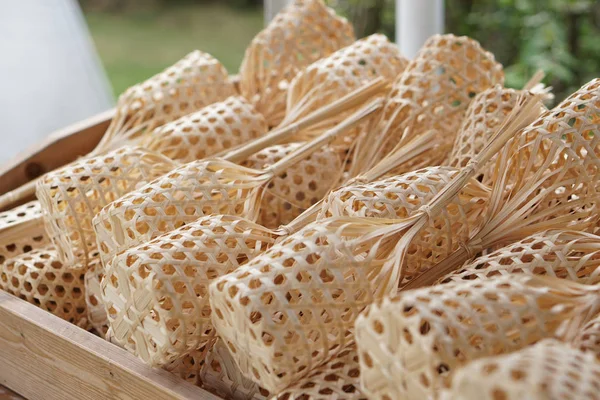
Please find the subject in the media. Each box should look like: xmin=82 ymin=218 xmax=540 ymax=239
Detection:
xmin=0 ymin=246 xmax=89 ymax=327
xmin=275 ymin=344 xmax=366 ymax=400
xmin=353 ymin=34 xmax=504 ymax=176
xmin=244 ymin=143 xmax=342 ymax=229
xmin=573 ymin=313 xmax=600 ymax=356
xmin=239 ymin=0 xmax=355 ymax=127
xmin=96 ymin=50 xmax=235 ymax=153
xmin=0 ymin=201 xmax=48 ymax=265
xmin=438 ymin=229 xmax=600 ymax=285
xmin=440 ymin=339 xmax=600 ymax=400
xmin=200 ymin=340 xmax=269 ymax=400
xmin=163 ymin=348 xmax=212 ymax=386
xmin=355 ymin=275 xmax=600 ymax=400
xmin=36 ymin=146 xmax=177 ymax=268
xmin=102 ymin=214 xmax=276 ymax=367
xmin=143 ymin=96 xmax=267 ymax=163
xmin=405 ymin=78 xmax=600 ymax=289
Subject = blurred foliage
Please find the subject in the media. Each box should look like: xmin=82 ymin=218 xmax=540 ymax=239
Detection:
xmin=329 ymin=0 xmax=600 ymax=103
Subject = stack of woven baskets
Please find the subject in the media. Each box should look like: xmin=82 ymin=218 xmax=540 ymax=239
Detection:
xmin=1 ymin=1 xmax=600 ymax=399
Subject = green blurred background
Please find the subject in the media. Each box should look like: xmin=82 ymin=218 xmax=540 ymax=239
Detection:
xmin=81 ymin=0 xmax=600 ymax=103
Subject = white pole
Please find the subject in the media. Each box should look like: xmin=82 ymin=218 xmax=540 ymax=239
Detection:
xmin=264 ymin=0 xmax=291 ymax=25
xmin=396 ymin=0 xmax=444 ymax=59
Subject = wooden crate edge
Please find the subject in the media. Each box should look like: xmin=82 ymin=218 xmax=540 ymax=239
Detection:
xmin=0 ymin=290 xmax=219 ymax=400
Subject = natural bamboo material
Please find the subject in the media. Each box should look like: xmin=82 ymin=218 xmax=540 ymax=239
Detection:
xmin=573 ymin=313 xmax=600 ymax=356
xmin=208 ymin=94 xmax=542 ymax=392
xmin=405 ymin=78 xmax=600 ymax=290
xmin=239 ymin=0 xmax=355 ymax=126
xmin=0 ymin=201 xmax=48 ymax=265
xmin=200 ymin=340 xmax=269 ymax=400
xmin=243 ymin=143 xmax=342 ymax=229
xmin=84 ymin=261 xmax=108 ymax=338
xmin=36 ymin=146 xmax=177 ymax=268
xmin=163 ymin=348 xmax=211 ymax=386
xmin=437 ymin=229 xmax=600 ymax=285
xmin=445 ymin=85 xmax=521 ymax=185
xmin=280 ymin=33 xmax=407 ymax=151
xmin=143 ymin=96 xmax=267 ymax=163
xmin=352 ymin=34 xmax=504 ymax=177
xmin=0 ymin=245 xmax=89 ymax=327
xmin=355 ymin=275 xmax=600 ymax=400
xmin=93 ymin=98 xmax=382 ymax=267
xmin=96 ymin=50 xmax=235 ymax=153
xmin=102 ymin=214 xmax=276 ymax=367
xmin=275 ymin=344 xmax=366 ymax=400
xmin=440 ymin=339 xmax=600 ymax=400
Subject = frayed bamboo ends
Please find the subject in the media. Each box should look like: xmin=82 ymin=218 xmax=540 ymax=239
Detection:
xmin=84 ymin=262 xmax=108 ymax=338
xmin=282 ymin=34 xmax=408 ymax=150
xmin=441 ymin=340 xmax=600 ymax=400
xmin=357 ymin=34 xmax=504 ymax=175
xmin=438 ymin=230 xmax=600 ymax=285
xmin=239 ymin=0 xmax=355 ymax=127
xmin=244 ymin=143 xmax=342 ymax=229
xmin=97 ymin=50 xmax=235 ymax=152
xmin=446 ymin=85 xmax=522 ymax=184
xmin=275 ymin=345 xmax=366 ymax=400
xmin=200 ymin=340 xmax=270 ymax=400
xmin=36 ymin=146 xmax=177 ymax=268
xmin=0 ymin=246 xmax=89 ymax=327
xmin=144 ymin=96 xmax=267 ymax=163
xmin=355 ymin=275 xmax=600 ymax=400
xmin=0 ymin=201 xmax=48 ymax=264
xmin=102 ymin=214 xmax=276 ymax=367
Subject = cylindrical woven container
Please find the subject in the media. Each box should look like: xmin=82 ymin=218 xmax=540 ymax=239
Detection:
xmin=0 ymin=245 xmax=89 ymax=327
xmin=208 ymin=169 xmax=489 ymax=392
xmin=0 ymin=201 xmax=49 ymax=265
xmin=239 ymin=0 xmax=355 ymax=127
xmin=445 ymin=85 xmax=522 ymax=185
xmin=243 ymin=143 xmax=342 ymax=229
xmin=281 ymin=34 xmax=407 ymax=155
xmin=573 ymin=313 xmax=600 ymax=356
xmin=93 ymin=100 xmax=381 ymax=265
xmin=354 ymin=275 xmax=600 ymax=400
xmin=440 ymin=339 xmax=600 ymax=400
xmin=36 ymin=146 xmax=177 ymax=268
xmin=102 ymin=214 xmax=276 ymax=367
xmin=97 ymin=50 xmax=236 ymax=153
xmin=404 ymin=78 xmax=600 ymax=289
xmin=354 ymin=34 xmax=504 ymax=176
xmin=275 ymin=344 xmax=366 ymax=400
xmin=200 ymin=340 xmax=270 ymax=400
xmin=163 ymin=348 xmax=211 ymax=387
xmin=438 ymin=229 xmax=600 ymax=285
xmin=143 ymin=96 xmax=267 ymax=163
xmin=84 ymin=261 xmax=108 ymax=338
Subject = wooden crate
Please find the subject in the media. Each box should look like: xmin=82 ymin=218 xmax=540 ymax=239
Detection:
xmin=0 ymin=112 xmax=221 ymax=400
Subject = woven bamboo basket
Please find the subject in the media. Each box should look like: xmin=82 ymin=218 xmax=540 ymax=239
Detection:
xmin=208 ymin=95 xmax=541 ymax=392
xmin=200 ymin=340 xmax=269 ymax=400
xmin=243 ymin=143 xmax=342 ymax=228
xmin=239 ymin=0 xmax=355 ymax=127
xmin=36 ymin=146 xmax=177 ymax=268
xmin=437 ymin=229 xmax=600 ymax=285
xmin=354 ymin=274 xmax=600 ymax=399
xmin=352 ymin=34 xmax=504 ymax=177
xmin=440 ymin=339 xmax=600 ymax=400
xmin=102 ymin=214 xmax=276 ymax=367
xmin=84 ymin=261 xmax=108 ymax=338
xmin=405 ymin=78 xmax=600 ymax=290
xmin=143 ymin=96 xmax=268 ymax=163
xmin=93 ymin=98 xmax=382 ymax=267
xmin=0 ymin=245 xmax=89 ymax=327
xmin=0 ymin=201 xmax=48 ymax=265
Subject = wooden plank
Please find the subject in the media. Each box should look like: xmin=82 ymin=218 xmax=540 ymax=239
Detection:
xmin=0 ymin=109 xmax=114 ymax=205
xmin=0 ymin=290 xmax=219 ymax=400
